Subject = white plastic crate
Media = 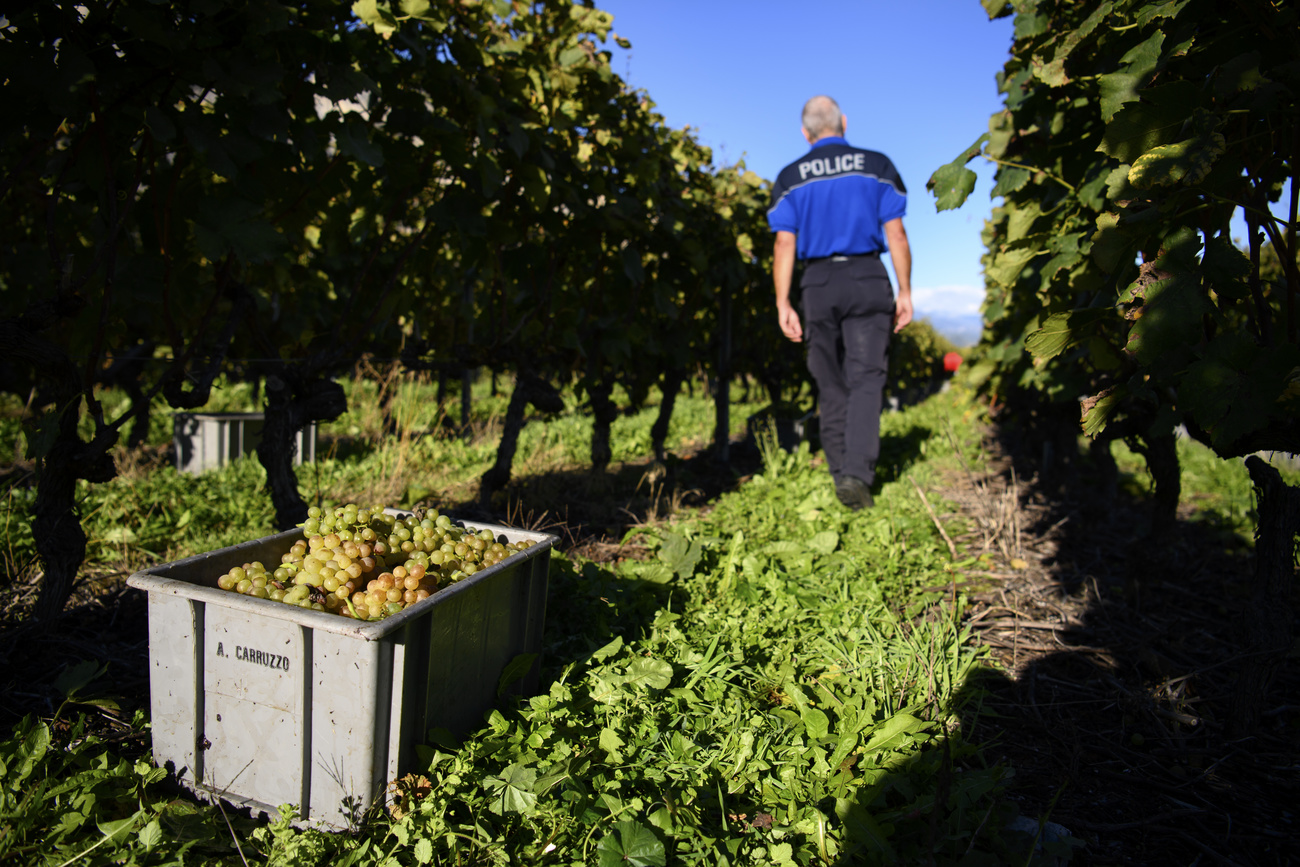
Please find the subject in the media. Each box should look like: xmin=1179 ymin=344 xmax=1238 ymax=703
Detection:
xmin=126 ymin=520 xmax=555 ymax=828
xmin=173 ymin=413 xmax=317 ymax=475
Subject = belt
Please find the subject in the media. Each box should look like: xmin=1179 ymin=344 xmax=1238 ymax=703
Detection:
xmin=804 ymin=251 xmax=880 ymax=265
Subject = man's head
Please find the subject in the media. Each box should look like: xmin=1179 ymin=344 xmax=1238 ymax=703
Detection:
xmin=801 ymin=95 xmax=845 ymax=142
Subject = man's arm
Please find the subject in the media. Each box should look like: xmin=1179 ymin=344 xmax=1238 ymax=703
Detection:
xmin=773 ymin=230 xmax=802 ymax=342
xmin=884 ymin=217 xmax=913 ymax=333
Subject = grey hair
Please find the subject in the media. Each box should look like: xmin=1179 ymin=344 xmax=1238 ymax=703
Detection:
xmin=801 ymin=95 xmax=844 ymax=140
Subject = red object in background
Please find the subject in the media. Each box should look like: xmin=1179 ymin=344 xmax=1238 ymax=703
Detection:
xmin=943 ymin=352 xmax=963 ymax=373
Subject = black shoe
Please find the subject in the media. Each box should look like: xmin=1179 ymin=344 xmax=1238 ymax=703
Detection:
xmin=835 ymin=476 xmax=874 ymax=511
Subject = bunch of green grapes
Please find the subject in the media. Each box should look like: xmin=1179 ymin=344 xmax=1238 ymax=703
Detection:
xmin=215 ymin=503 xmax=536 ymax=621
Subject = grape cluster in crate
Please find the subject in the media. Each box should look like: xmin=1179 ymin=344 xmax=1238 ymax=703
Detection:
xmin=214 ymin=503 xmax=536 ymax=620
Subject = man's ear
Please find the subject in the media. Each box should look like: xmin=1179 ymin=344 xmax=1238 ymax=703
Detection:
xmin=801 ymin=126 xmax=812 ymax=144
xmin=840 ymin=114 xmax=848 ymax=137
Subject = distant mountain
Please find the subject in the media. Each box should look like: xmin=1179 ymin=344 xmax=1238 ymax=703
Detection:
xmin=918 ymin=312 xmax=983 ymax=348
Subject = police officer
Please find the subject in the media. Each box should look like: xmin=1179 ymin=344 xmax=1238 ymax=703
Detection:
xmin=768 ymin=95 xmax=913 ymax=511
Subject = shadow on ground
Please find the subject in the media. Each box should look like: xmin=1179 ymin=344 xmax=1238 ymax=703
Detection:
xmin=943 ymin=419 xmax=1299 ymax=866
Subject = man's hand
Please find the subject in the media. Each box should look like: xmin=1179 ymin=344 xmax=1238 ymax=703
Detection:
xmin=778 ymin=300 xmax=803 ymax=342
xmin=893 ymin=294 xmax=913 ymax=333
xmin=772 ymin=230 xmax=801 ymax=342
xmin=883 ymin=217 xmax=913 ymax=334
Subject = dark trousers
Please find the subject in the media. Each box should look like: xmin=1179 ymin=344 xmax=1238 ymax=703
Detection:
xmin=800 ymin=256 xmax=894 ymax=486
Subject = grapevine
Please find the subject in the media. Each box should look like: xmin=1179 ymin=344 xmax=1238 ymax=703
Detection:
xmin=928 ymin=0 xmax=1298 ymax=493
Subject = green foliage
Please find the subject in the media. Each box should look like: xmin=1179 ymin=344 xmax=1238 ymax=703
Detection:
xmin=929 ymin=0 xmax=1300 ymax=460
xmin=1 ymin=0 xmax=791 ymax=612
xmin=888 ymin=319 xmax=959 ymax=399
xmin=0 ymin=373 xmax=768 ymax=588
xmin=0 ymin=714 xmax=234 ymax=866
xmin=1 ymin=392 xmax=1065 ymax=865
xmin=1110 ymin=434 xmax=1300 ymax=544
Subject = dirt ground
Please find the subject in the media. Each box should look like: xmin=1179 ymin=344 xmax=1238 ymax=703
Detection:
xmin=1 ymin=426 xmax=1296 ymax=866
xmin=935 ymin=429 xmax=1299 ymax=867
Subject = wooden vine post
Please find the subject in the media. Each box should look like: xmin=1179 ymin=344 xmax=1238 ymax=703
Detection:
xmin=1229 ymin=457 xmax=1300 ymax=737
xmin=714 ymin=281 xmax=733 ymax=463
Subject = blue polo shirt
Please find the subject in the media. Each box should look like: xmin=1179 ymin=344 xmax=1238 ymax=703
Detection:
xmin=767 ymin=136 xmax=907 ymax=261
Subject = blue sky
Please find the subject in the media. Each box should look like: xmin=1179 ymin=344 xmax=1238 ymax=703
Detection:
xmin=596 ymin=0 xmax=1017 ymax=344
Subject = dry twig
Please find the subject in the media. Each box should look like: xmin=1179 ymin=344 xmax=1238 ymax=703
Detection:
xmin=909 ymin=477 xmax=959 ymax=560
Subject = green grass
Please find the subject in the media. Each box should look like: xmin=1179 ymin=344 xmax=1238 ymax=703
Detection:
xmin=1109 ymin=434 xmax=1299 ymax=546
xmin=12 ymin=380 xmax=1282 ymax=865
xmin=0 ymin=371 xmax=770 ymax=586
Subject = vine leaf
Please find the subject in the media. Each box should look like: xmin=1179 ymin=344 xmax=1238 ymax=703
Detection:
xmin=1031 ymin=55 xmax=1068 ymax=87
xmin=1128 ymin=112 xmax=1224 ymax=188
xmin=1006 ymin=200 xmax=1043 ymax=239
xmin=1098 ymin=30 xmax=1165 ymax=121
xmin=927 ymin=134 xmax=988 ymax=212
xmin=1136 ymin=0 xmax=1194 ymax=29
xmin=1032 ymin=2 xmax=1112 ymax=87
xmin=1080 ymin=386 xmax=1122 ymax=437
xmin=1098 ymin=81 xmax=1196 ymax=163
xmin=1104 ymin=164 xmax=1135 ymax=200
xmin=1025 ymin=309 xmax=1112 ymax=361
xmin=352 ymin=0 xmax=399 ymax=36
xmin=1037 ymin=231 xmax=1086 ymax=290
xmin=928 ymin=163 xmax=978 ymax=212
xmin=1091 ymin=207 xmax=1160 ymax=272
xmin=985 ymin=243 xmax=1045 ymax=290
xmin=1124 ymin=273 xmax=1210 ymax=370
xmin=399 ymin=0 xmax=433 ymax=19
xmin=1180 ymin=339 xmax=1300 ymax=453
xmin=981 ymin=0 xmax=1013 ymax=19
xmin=1202 ymin=234 xmax=1252 ymax=300
xmin=1212 ymin=51 xmax=1266 ymax=98
xmin=990 ymin=166 xmax=1032 ymax=198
